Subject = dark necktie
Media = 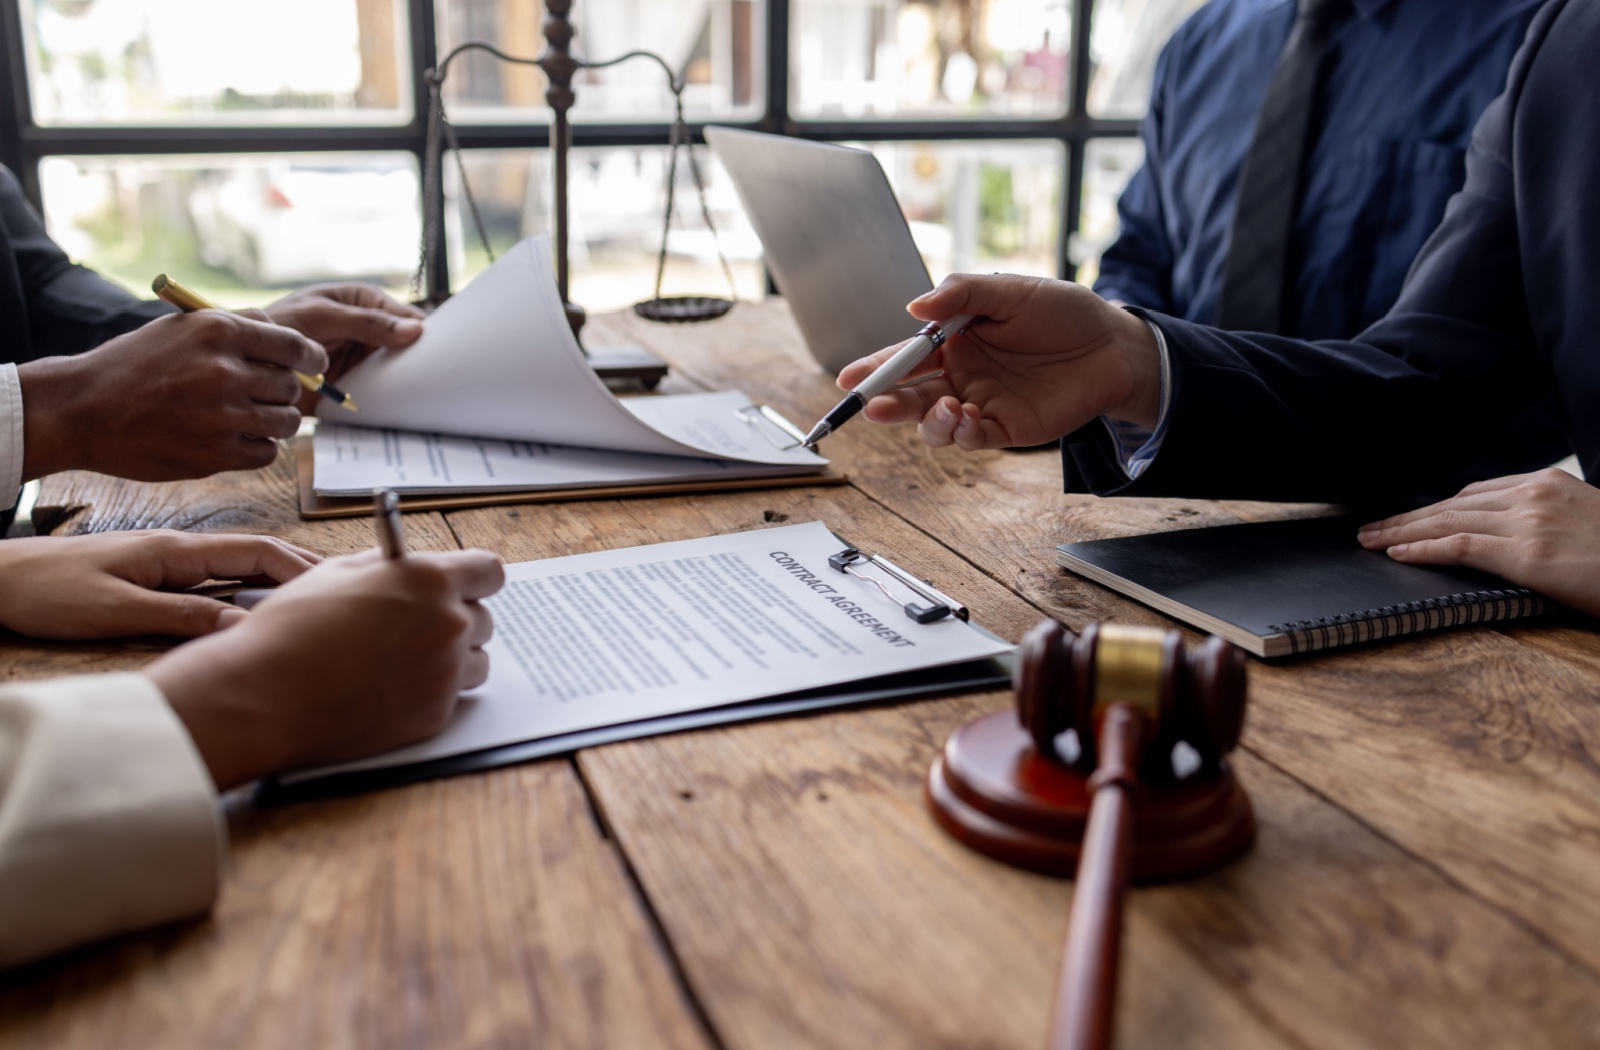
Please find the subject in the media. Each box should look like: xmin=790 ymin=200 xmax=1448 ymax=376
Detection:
xmin=1216 ymin=0 xmax=1348 ymax=333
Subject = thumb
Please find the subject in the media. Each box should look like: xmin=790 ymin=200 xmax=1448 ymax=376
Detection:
xmin=908 ymin=273 xmax=1045 ymax=324
xmin=118 ymin=590 xmax=244 ymax=638
xmin=313 ymin=302 xmax=425 ymax=349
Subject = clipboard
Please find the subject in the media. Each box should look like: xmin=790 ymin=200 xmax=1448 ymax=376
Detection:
xmin=257 ymin=531 xmax=1013 ymax=803
xmin=295 ymin=434 xmax=848 ymax=519
xmin=258 ymin=651 xmax=1011 ymax=803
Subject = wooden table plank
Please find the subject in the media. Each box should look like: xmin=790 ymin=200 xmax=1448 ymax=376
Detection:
xmin=35 ymin=451 xmax=457 ymax=555
xmin=0 ymin=764 xmax=712 ymax=1050
xmin=447 ymin=484 xmax=1600 ymax=1048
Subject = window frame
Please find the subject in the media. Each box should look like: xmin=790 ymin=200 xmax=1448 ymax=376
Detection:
xmin=0 ymin=0 xmax=1140 ymax=288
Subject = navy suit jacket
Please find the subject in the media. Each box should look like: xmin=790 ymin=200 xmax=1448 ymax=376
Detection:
xmin=0 ymin=166 xmax=171 ymax=364
xmin=1064 ymin=0 xmax=1591 ymax=506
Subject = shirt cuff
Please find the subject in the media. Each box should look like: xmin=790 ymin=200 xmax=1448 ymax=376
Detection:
xmin=1099 ymin=318 xmax=1172 ymax=479
xmin=0 ymin=364 xmax=21 ymax=512
xmin=0 ymin=673 xmax=224 ymax=970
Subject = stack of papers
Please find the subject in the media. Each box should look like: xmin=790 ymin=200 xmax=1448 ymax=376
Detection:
xmin=313 ymin=236 xmax=828 ymax=497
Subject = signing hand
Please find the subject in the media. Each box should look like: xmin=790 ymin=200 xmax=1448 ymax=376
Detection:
xmin=17 ymin=311 xmax=328 ymax=482
xmin=146 ymin=547 xmax=504 ymax=789
xmin=263 ymin=283 xmax=425 ymax=394
xmin=835 ymin=274 xmax=1162 ymax=451
xmin=0 ymin=530 xmax=320 ymax=640
xmin=1358 ymin=467 xmax=1600 ymax=615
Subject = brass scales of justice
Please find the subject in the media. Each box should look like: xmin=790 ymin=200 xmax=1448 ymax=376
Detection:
xmin=414 ymin=0 xmax=742 ymax=388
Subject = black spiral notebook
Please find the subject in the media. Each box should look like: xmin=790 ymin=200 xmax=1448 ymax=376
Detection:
xmin=1056 ymin=516 xmax=1550 ymax=657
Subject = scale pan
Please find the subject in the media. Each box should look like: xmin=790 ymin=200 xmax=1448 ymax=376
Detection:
xmin=633 ymin=296 xmax=734 ymax=323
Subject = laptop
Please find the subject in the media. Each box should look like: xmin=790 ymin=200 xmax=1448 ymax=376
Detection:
xmin=705 ymin=126 xmax=934 ymax=375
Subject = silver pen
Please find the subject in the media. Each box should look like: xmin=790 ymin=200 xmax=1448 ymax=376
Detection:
xmin=374 ymin=488 xmax=407 ymax=560
xmin=801 ymin=312 xmax=976 ymax=448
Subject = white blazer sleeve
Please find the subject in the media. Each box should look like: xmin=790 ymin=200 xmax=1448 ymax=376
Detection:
xmin=0 ymin=673 xmax=225 ymax=969
xmin=0 ymin=363 xmax=22 ymax=511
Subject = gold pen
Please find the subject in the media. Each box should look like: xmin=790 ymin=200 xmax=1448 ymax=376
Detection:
xmin=373 ymin=488 xmax=407 ymax=559
xmin=151 ymin=274 xmax=359 ymax=412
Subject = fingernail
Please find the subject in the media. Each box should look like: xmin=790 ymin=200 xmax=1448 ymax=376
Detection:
xmin=1388 ymin=544 xmax=1408 ymax=557
xmin=216 ymin=606 xmax=248 ymax=630
xmin=395 ymin=319 xmax=424 ymax=338
xmin=935 ymin=400 xmax=956 ymax=423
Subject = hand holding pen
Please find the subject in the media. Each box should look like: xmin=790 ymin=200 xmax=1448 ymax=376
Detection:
xmin=152 ymin=274 xmax=360 ymax=412
xmin=828 ymin=274 xmax=1165 ymax=452
xmin=802 ymin=312 xmax=975 ymax=447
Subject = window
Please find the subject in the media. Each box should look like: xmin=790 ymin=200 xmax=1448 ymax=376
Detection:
xmin=0 ymin=0 xmax=1204 ymax=304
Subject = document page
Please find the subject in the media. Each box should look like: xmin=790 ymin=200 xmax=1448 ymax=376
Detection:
xmin=325 ymin=236 xmax=823 ymax=468
xmin=297 ymin=521 xmax=1013 ymax=778
xmin=314 ymin=392 xmax=822 ymax=495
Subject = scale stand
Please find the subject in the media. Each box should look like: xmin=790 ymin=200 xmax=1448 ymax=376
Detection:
xmin=418 ymin=3 xmax=745 ymax=390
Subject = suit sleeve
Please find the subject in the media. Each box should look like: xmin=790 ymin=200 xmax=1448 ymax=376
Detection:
xmin=0 ymin=673 xmax=224 ymax=970
xmin=1064 ymin=0 xmax=1562 ymax=504
xmin=1090 ymin=38 xmax=1178 ymax=313
xmin=0 ymin=166 xmax=174 ymax=361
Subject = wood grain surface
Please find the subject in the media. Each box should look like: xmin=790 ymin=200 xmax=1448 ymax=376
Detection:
xmin=447 ymin=484 xmax=1600 ymax=1049
xmin=3 ymin=452 xmax=712 ymax=1050
xmin=2 ymin=303 xmax=1598 ymax=1049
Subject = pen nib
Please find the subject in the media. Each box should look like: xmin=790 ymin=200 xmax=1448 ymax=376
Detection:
xmin=800 ymin=422 xmax=831 ymax=449
xmin=342 ymin=395 xmax=360 ymax=412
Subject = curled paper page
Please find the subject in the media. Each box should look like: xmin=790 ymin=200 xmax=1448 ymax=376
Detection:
xmin=329 ymin=236 xmax=822 ymax=468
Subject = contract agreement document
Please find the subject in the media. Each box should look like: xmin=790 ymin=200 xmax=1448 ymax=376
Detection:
xmin=281 ymin=521 xmax=1013 ymax=791
xmin=312 ymin=235 xmax=826 ymax=497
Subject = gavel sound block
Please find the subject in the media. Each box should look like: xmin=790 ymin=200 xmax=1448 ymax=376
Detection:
xmin=928 ymin=621 xmax=1256 ymax=1049
xmin=926 ymin=620 xmax=1255 ymax=882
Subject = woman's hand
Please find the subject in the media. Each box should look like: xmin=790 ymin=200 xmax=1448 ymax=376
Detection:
xmin=1358 ymin=468 xmax=1600 ymax=615
xmin=147 ymin=548 xmax=504 ymax=789
xmin=834 ymin=274 xmax=1162 ymax=451
xmin=0 ymin=531 xmax=320 ymax=640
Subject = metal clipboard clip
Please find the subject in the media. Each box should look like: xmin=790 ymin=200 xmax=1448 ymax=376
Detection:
xmin=736 ymin=404 xmax=808 ymax=451
xmin=828 ymin=547 xmax=970 ymax=624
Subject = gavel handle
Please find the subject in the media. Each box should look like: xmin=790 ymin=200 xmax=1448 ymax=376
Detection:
xmin=1048 ymin=703 xmax=1147 ymax=1050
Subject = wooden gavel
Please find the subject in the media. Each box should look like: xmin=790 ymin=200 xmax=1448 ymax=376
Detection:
xmin=927 ymin=620 xmax=1255 ymax=1050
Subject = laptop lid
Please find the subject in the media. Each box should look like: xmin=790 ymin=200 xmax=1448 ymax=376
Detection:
xmin=706 ymin=127 xmax=934 ymax=375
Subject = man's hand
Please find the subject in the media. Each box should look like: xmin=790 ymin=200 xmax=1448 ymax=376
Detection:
xmin=262 ymin=284 xmax=425 ymax=402
xmin=0 ymin=530 xmax=320 ymax=640
xmin=1358 ymin=468 xmax=1600 ymax=616
xmin=17 ymin=311 xmax=328 ymax=481
xmin=146 ymin=548 xmax=504 ymax=790
xmin=835 ymin=274 xmax=1162 ymax=451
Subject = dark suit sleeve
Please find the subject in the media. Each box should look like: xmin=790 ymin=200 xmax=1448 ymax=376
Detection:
xmin=0 ymin=166 xmax=173 ymax=362
xmin=1064 ymin=0 xmax=1565 ymax=505
xmin=1090 ymin=37 xmax=1178 ymax=313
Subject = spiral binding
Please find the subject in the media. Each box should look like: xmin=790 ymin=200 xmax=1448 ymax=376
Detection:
xmin=1266 ymin=588 xmax=1549 ymax=654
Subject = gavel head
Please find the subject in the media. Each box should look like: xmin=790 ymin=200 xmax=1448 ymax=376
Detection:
xmin=1014 ymin=620 xmax=1247 ymax=779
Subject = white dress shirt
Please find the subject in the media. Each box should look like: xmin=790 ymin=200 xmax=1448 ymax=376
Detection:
xmin=1 ymin=363 xmax=21 ymax=511
xmin=1100 ymin=318 xmax=1173 ymax=479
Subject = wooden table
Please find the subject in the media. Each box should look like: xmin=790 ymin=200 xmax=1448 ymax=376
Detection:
xmin=3 ymin=300 xmax=1599 ymax=1049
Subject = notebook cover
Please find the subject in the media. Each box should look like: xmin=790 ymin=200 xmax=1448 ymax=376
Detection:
xmin=295 ymin=436 xmax=846 ymax=519
xmin=1057 ymin=515 xmax=1542 ymax=640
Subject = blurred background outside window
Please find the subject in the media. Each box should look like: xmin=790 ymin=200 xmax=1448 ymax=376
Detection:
xmin=7 ymin=0 xmax=1210 ymax=316
xmin=20 ymin=0 xmax=411 ymax=125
